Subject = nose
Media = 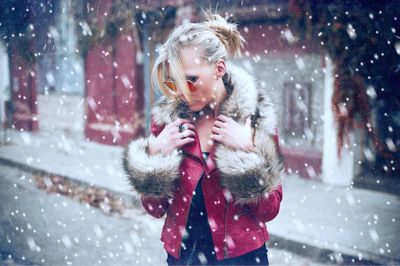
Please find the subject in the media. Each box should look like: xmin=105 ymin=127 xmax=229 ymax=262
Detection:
xmin=176 ymin=87 xmax=183 ymax=97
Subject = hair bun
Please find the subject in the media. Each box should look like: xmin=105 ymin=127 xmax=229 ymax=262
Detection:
xmin=202 ymin=12 xmax=247 ymax=58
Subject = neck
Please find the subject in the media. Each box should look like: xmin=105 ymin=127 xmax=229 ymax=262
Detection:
xmin=203 ymin=79 xmax=227 ymax=118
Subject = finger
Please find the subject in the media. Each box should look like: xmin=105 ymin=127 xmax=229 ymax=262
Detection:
xmin=178 ymin=130 xmax=196 ymax=139
xmin=167 ymin=119 xmax=183 ymax=128
xmin=174 ymin=120 xmax=195 ymax=134
xmin=214 ymin=120 xmax=225 ymax=128
xmin=245 ymin=117 xmax=251 ymax=128
xmin=169 ymin=122 xmax=194 ymax=134
xmin=181 ymin=123 xmax=195 ymax=131
xmin=211 ymin=126 xmax=223 ymax=135
xmin=171 ymin=118 xmax=192 ymax=127
xmin=210 ymin=134 xmax=223 ymax=143
xmin=177 ymin=137 xmax=195 ymax=147
xmin=217 ymin=115 xmax=230 ymax=122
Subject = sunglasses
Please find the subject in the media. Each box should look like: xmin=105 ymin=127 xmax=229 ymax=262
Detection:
xmin=163 ymin=78 xmax=199 ymax=93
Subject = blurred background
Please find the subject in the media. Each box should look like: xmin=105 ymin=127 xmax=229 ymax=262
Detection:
xmin=0 ymin=0 xmax=399 ymax=265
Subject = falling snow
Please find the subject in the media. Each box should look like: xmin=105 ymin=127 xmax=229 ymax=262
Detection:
xmin=0 ymin=1 xmax=399 ymax=265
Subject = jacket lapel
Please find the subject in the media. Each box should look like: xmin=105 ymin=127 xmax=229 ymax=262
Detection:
xmin=182 ymin=129 xmax=217 ymax=174
xmin=181 ymin=129 xmax=203 ymax=163
xmin=205 ymin=144 xmax=217 ymax=174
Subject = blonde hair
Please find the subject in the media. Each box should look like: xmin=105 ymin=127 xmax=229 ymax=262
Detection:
xmin=151 ymin=11 xmax=247 ymax=101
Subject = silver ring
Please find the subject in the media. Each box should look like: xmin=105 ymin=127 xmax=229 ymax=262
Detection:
xmin=178 ymin=124 xmax=186 ymax=133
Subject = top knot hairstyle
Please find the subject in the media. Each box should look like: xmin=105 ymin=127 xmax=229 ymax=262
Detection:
xmin=203 ymin=12 xmax=246 ymax=59
xmin=151 ymin=11 xmax=247 ymax=101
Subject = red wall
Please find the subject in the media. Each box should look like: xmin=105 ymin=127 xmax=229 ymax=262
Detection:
xmin=240 ymin=23 xmax=321 ymax=56
xmin=84 ymin=1 xmax=144 ymax=146
xmin=9 ymin=45 xmax=39 ymax=132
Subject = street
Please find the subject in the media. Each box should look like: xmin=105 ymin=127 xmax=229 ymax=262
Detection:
xmin=0 ymin=163 xmax=328 ymax=265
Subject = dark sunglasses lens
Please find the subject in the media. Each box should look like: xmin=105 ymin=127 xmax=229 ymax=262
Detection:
xmin=187 ymin=80 xmax=197 ymax=92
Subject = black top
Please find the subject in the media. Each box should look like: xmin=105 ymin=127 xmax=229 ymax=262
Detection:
xmin=181 ymin=152 xmax=214 ymax=255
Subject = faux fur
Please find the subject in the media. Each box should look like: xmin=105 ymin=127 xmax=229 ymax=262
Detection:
xmin=122 ymin=135 xmax=182 ymax=197
xmin=215 ymin=128 xmax=284 ymax=204
xmin=123 ymin=62 xmax=284 ymax=201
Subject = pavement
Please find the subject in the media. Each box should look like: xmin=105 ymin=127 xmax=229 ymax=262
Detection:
xmin=0 ymin=129 xmax=399 ymax=265
xmin=0 ymin=163 xmax=331 ymax=266
xmin=0 ymin=163 xmax=166 ymax=266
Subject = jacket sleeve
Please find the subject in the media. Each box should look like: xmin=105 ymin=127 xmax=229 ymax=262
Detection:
xmin=122 ymin=118 xmax=182 ymax=199
xmin=141 ymin=194 xmax=170 ymax=218
xmin=245 ymin=184 xmax=282 ymax=223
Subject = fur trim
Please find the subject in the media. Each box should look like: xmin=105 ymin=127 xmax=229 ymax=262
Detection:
xmin=216 ymin=63 xmax=283 ymax=203
xmin=151 ymin=97 xmax=192 ymax=126
xmin=215 ymin=128 xmax=284 ymax=204
xmin=133 ymin=62 xmax=283 ymax=202
xmin=122 ymin=135 xmax=182 ymax=197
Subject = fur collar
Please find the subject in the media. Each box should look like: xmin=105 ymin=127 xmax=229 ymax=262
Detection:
xmin=123 ymin=62 xmax=283 ymax=202
xmin=151 ymin=62 xmax=277 ymax=133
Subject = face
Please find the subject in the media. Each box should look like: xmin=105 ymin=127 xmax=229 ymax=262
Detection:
xmin=173 ymin=47 xmax=225 ymax=112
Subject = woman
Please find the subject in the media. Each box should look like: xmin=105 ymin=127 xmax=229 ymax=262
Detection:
xmin=123 ymin=12 xmax=284 ymax=266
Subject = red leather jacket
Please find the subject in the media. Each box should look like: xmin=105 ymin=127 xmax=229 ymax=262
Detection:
xmin=140 ymin=122 xmax=283 ymax=260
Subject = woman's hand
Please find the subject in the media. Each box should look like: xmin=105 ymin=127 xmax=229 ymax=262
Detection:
xmin=148 ymin=118 xmax=195 ymax=156
xmin=211 ymin=115 xmax=255 ymax=151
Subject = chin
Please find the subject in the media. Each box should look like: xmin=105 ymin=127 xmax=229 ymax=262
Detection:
xmin=188 ymin=103 xmax=207 ymax=112
xmin=188 ymin=105 xmax=201 ymax=112
xmin=186 ymin=102 xmax=198 ymax=111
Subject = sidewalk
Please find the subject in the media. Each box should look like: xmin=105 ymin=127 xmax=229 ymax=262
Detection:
xmin=0 ymin=129 xmax=399 ymax=265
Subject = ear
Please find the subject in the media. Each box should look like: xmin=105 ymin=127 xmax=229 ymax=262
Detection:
xmin=215 ymin=59 xmax=226 ymax=79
